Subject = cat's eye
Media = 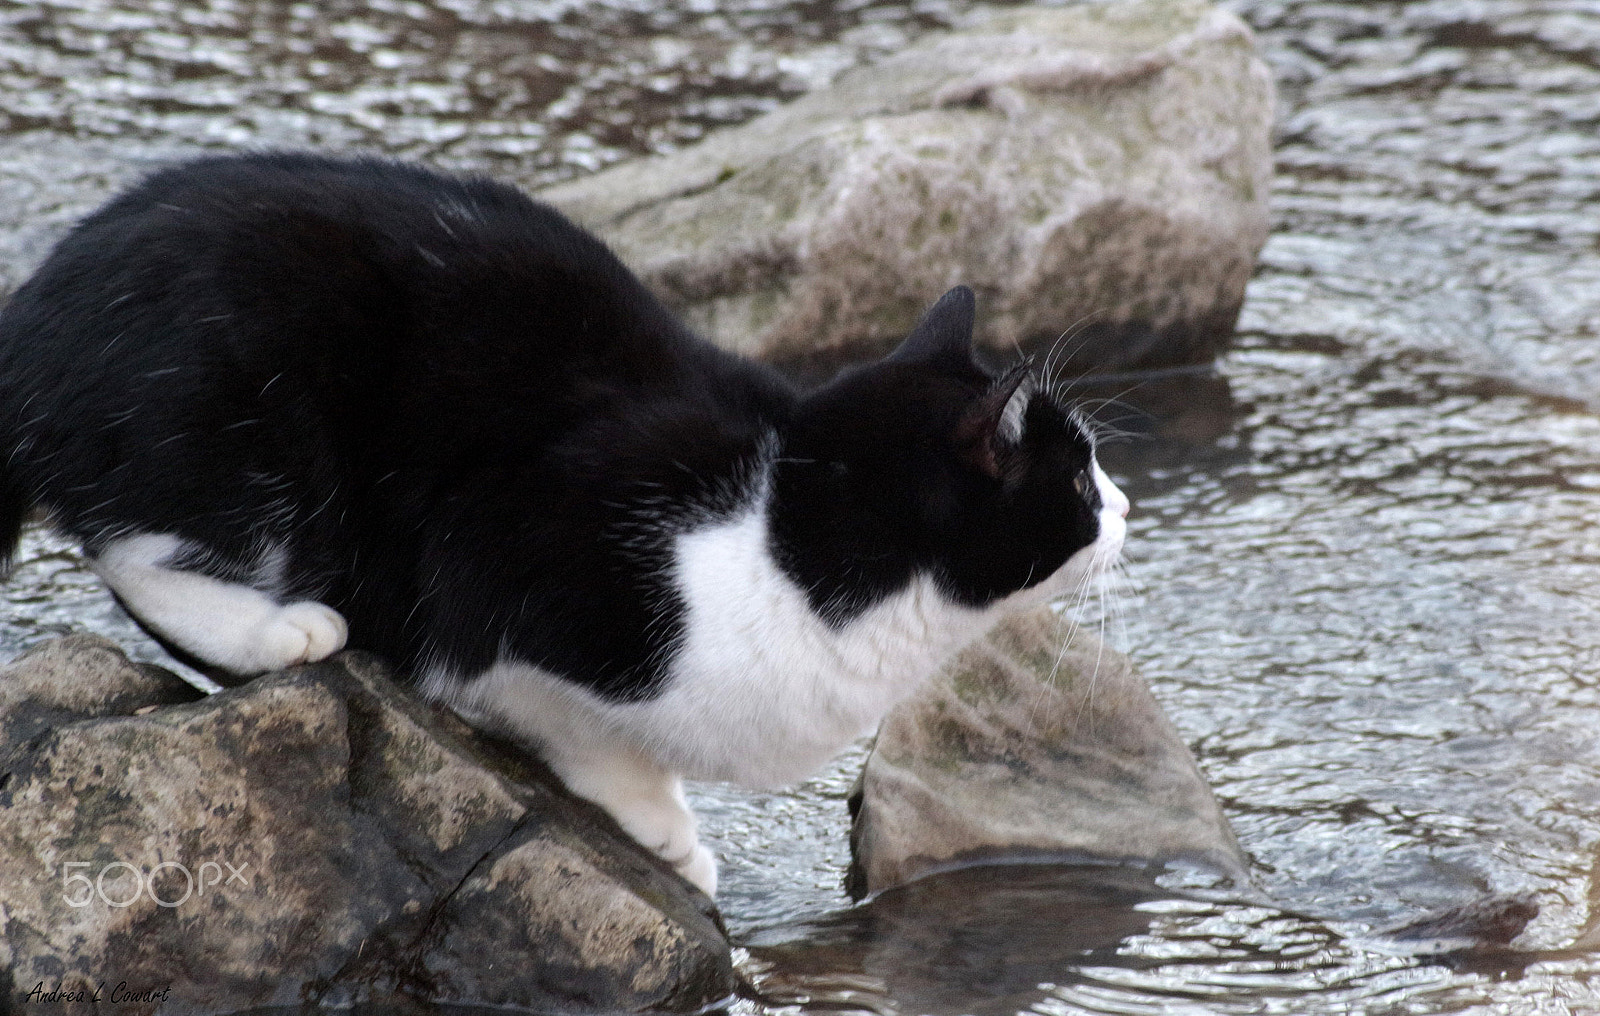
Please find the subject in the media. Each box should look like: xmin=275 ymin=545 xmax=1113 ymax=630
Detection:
xmin=1073 ymin=471 xmax=1090 ymax=497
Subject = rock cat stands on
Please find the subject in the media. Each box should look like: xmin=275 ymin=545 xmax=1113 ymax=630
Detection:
xmin=0 ymin=153 xmax=1128 ymax=896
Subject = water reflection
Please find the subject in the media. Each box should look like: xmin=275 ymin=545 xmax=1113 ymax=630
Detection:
xmin=0 ymin=0 xmax=985 ymax=292
xmin=739 ymin=864 xmax=1512 ymax=1016
xmin=744 ymin=866 xmax=1174 ymax=1016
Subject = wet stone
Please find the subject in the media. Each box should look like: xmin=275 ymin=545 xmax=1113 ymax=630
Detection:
xmin=0 ymin=637 xmax=732 ymax=1015
xmin=849 ymin=607 xmax=1247 ymax=898
xmin=0 ymin=634 xmax=203 ymax=758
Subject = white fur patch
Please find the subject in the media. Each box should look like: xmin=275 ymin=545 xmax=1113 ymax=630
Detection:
xmin=91 ymin=533 xmax=348 ymax=674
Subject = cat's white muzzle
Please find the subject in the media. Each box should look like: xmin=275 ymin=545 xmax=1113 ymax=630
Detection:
xmin=1092 ymin=463 xmax=1129 ymax=567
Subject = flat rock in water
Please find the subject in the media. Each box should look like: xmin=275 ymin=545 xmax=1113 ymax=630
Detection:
xmin=849 ymin=607 xmax=1247 ymax=897
xmin=539 ymin=0 xmax=1274 ymax=377
xmin=0 ymin=635 xmax=732 ymax=1015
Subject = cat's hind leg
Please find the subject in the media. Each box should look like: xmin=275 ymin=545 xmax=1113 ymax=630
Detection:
xmin=89 ymin=533 xmax=347 ymax=676
xmin=540 ymin=739 xmax=717 ymax=897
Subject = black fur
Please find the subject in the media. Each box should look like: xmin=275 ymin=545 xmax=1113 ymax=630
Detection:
xmin=0 ymin=152 xmax=1101 ymax=700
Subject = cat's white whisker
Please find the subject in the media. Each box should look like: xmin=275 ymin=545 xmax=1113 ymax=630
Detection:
xmin=1039 ymin=308 xmax=1107 ymax=382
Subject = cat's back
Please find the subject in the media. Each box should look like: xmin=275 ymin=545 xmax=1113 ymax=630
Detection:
xmin=45 ymin=152 xmax=601 ymax=272
xmin=2 ymin=152 xmax=668 ymax=375
xmin=0 ymin=152 xmax=762 ymax=478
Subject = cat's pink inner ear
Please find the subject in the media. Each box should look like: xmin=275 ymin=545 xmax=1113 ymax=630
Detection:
xmin=953 ymin=366 xmax=1031 ymax=479
xmin=886 ymin=285 xmax=975 ymax=366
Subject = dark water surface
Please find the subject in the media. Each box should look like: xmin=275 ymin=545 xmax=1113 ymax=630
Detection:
xmin=4 ymin=1 xmax=1600 ymax=1013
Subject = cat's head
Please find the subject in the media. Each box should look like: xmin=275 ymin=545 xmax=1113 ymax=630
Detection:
xmin=769 ymin=286 xmax=1128 ymax=625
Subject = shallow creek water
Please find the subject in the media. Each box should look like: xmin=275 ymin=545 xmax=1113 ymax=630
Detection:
xmin=4 ymin=1 xmax=1600 ymax=1013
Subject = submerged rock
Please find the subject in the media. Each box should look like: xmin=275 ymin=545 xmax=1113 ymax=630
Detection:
xmin=849 ymin=607 xmax=1246 ymax=897
xmin=0 ymin=635 xmax=731 ymax=1015
xmin=1384 ymin=893 xmax=1539 ymax=954
xmin=539 ymin=0 xmax=1274 ymax=378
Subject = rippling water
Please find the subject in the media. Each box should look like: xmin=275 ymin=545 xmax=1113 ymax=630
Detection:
xmin=5 ymin=1 xmax=1600 ymax=1013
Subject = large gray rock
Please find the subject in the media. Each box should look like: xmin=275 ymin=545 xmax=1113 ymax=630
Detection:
xmin=0 ymin=635 xmax=731 ymax=1015
xmin=539 ymin=0 xmax=1274 ymax=377
xmin=849 ymin=607 xmax=1246 ymax=897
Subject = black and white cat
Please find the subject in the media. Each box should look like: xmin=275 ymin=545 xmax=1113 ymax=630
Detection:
xmin=0 ymin=152 xmax=1128 ymax=896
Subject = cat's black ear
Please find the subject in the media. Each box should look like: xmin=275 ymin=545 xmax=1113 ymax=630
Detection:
xmin=954 ymin=363 xmax=1033 ymax=480
xmin=887 ymin=286 xmax=975 ymax=367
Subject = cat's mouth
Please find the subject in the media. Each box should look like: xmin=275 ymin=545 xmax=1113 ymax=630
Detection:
xmin=1094 ymin=513 xmax=1127 ymax=573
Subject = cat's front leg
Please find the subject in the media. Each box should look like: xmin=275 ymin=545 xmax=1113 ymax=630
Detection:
xmin=539 ymin=740 xmax=717 ymax=897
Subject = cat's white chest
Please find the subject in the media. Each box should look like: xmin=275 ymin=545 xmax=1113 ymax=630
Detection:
xmin=437 ymin=502 xmax=988 ymax=789
xmin=655 ymin=506 xmax=988 ymax=786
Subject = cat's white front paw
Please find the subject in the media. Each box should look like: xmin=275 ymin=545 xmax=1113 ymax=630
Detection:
xmin=678 ymin=844 xmax=718 ymax=898
xmin=252 ymin=601 xmax=348 ymax=670
xmin=633 ymin=817 xmax=717 ymax=899
xmin=615 ymin=798 xmax=698 ymax=862
xmin=534 ymin=744 xmax=718 ymax=897
xmin=601 ymin=786 xmax=718 ymax=897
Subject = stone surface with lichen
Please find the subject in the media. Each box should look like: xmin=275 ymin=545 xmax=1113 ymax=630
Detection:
xmin=0 ymin=635 xmax=731 ymax=1015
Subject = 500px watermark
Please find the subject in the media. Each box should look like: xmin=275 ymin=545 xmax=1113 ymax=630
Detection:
xmin=61 ymin=860 xmax=250 ymax=908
